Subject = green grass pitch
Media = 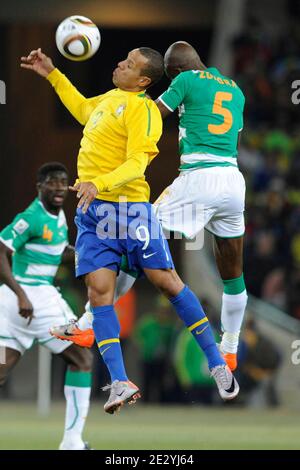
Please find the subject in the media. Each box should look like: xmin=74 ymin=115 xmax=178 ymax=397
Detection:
xmin=0 ymin=402 xmax=299 ymax=450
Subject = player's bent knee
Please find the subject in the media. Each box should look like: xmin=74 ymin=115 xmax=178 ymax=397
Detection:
xmin=147 ymin=270 xmax=184 ymax=298
xmin=81 ymin=349 xmax=93 ymax=371
xmin=73 ymin=348 xmax=93 ymax=372
xmin=87 ymin=285 xmax=113 ymax=306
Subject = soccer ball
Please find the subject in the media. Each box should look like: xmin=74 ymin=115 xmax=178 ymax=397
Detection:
xmin=55 ymin=15 xmax=101 ymax=61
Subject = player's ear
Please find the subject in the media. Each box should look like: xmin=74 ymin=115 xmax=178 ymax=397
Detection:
xmin=36 ymin=182 xmax=41 ymax=192
xmin=172 ymin=67 xmax=182 ymax=77
xmin=139 ymin=76 xmax=151 ymax=88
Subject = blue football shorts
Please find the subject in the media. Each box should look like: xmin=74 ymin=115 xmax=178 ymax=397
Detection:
xmin=74 ymin=200 xmax=174 ymax=278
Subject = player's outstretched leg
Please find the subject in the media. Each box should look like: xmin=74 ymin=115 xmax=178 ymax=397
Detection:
xmin=214 ymin=237 xmax=248 ymax=371
xmin=50 ymin=267 xmax=137 ymax=349
xmin=92 ymin=304 xmax=141 ymax=414
xmin=145 ymin=268 xmax=239 ymax=401
xmin=86 ymin=268 xmax=140 ymax=414
xmin=170 ymin=284 xmax=239 ymax=400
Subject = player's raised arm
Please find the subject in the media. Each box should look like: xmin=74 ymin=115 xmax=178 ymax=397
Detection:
xmin=155 ymin=98 xmax=172 ymax=119
xmin=20 ymin=48 xmax=55 ymax=77
xmin=20 ymin=48 xmax=99 ymax=125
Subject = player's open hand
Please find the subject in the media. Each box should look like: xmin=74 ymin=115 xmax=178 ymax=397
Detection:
xmin=18 ymin=292 xmax=35 ymax=325
xmin=69 ymin=182 xmax=99 ymax=214
xmin=20 ymin=48 xmax=55 ymax=78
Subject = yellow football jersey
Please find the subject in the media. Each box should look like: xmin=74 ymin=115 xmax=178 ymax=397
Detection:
xmin=47 ymin=69 xmax=162 ymax=202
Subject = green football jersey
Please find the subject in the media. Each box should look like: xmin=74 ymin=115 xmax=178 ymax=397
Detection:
xmin=159 ymin=68 xmax=245 ymax=170
xmin=0 ymin=198 xmax=68 ymax=286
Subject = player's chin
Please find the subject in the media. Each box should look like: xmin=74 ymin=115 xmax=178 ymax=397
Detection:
xmin=112 ymin=74 xmax=119 ymax=87
xmin=51 ymin=195 xmax=65 ymax=207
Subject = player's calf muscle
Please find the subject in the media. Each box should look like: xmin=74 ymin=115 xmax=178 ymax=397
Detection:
xmin=144 ymin=268 xmax=184 ymax=297
xmin=214 ymin=237 xmax=243 ymax=279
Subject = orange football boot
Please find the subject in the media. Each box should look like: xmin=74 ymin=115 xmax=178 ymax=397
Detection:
xmin=50 ymin=320 xmax=95 ymax=348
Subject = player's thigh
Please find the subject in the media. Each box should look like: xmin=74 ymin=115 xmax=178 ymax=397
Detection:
xmin=213 ymin=236 xmax=244 ymax=279
xmin=0 ymin=348 xmax=21 ymax=386
xmin=75 ymin=201 xmax=122 ymax=279
xmin=58 ymin=343 xmax=93 ymax=372
xmin=143 ymin=268 xmax=184 ymax=298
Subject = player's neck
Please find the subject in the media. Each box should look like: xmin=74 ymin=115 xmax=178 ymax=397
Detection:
xmin=40 ymin=199 xmax=60 ymax=216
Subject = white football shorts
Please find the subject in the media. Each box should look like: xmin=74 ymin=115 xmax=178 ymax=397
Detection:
xmin=0 ymin=284 xmax=77 ymax=355
xmin=154 ymin=166 xmax=245 ymax=239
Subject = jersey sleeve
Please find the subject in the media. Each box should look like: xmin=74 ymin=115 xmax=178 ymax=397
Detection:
xmin=158 ymin=72 xmax=189 ymax=112
xmin=91 ymin=97 xmax=162 ymax=192
xmin=125 ymin=97 xmax=162 ymax=163
xmin=0 ymin=211 xmax=36 ymax=252
xmin=47 ymin=68 xmax=101 ymax=125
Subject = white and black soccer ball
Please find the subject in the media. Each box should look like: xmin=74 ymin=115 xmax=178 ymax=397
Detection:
xmin=55 ymin=15 xmax=101 ymax=61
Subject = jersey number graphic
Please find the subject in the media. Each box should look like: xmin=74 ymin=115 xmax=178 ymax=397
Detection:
xmin=136 ymin=225 xmax=150 ymax=250
xmin=208 ymin=91 xmax=233 ymax=135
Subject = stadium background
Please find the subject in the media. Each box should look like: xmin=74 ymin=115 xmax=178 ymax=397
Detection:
xmin=0 ymin=0 xmax=300 ymax=450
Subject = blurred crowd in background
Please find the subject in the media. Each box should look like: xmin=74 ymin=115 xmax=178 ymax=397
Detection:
xmin=233 ymin=7 xmax=300 ymax=319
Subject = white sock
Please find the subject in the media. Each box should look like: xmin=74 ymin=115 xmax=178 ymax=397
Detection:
xmin=77 ymin=310 xmax=93 ymax=330
xmin=114 ymin=271 xmax=136 ymax=301
xmin=61 ymin=385 xmax=91 ymax=449
xmin=220 ymin=290 xmax=248 ymax=353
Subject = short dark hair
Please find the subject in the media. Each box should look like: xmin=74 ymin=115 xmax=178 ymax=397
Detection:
xmin=139 ymin=47 xmax=164 ymax=87
xmin=37 ymin=162 xmax=68 ymax=183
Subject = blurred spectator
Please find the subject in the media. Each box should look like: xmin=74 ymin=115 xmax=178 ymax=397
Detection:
xmin=134 ymin=295 xmax=179 ymax=403
xmin=245 ymin=231 xmax=281 ymax=297
xmin=236 ymin=318 xmax=282 ymax=406
xmin=261 ymin=268 xmax=286 ymax=310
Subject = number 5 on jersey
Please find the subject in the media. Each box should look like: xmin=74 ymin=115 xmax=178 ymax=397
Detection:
xmin=208 ymin=91 xmax=233 ymax=135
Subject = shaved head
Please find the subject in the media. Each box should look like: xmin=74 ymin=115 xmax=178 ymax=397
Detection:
xmin=164 ymin=41 xmax=205 ymax=79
